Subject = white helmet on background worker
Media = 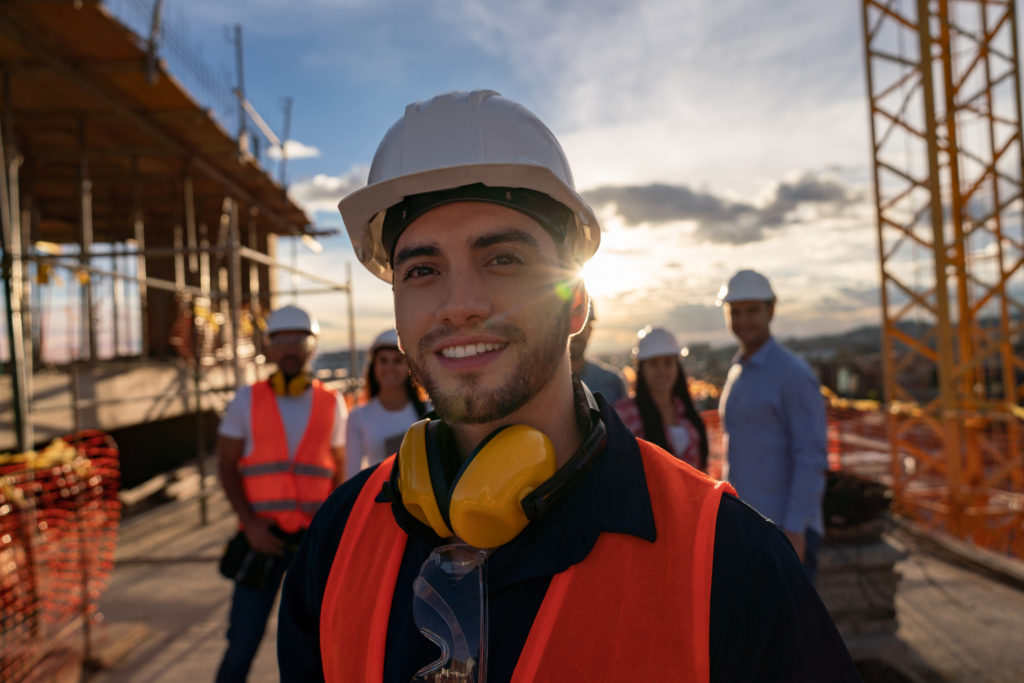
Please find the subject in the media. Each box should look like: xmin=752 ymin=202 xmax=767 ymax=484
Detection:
xmin=715 ymin=269 xmax=776 ymax=306
xmin=338 ymin=90 xmax=601 ymax=282
xmin=369 ymin=328 xmax=400 ymax=353
xmin=265 ymin=304 xmax=319 ymax=337
xmin=633 ymin=326 xmax=683 ymax=361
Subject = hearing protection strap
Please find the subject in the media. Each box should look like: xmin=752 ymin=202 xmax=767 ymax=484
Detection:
xmin=424 ymin=420 xmax=463 ymax=533
xmin=521 ymin=384 xmax=607 ymax=521
xmin=521 ymin=415 xmax=605 ymax=521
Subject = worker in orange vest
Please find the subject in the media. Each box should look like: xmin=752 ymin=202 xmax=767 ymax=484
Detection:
xmin=216 ymin=304 xmax=347 ymax=682
xmin=277 ymin=91 xmax=858 ymax=681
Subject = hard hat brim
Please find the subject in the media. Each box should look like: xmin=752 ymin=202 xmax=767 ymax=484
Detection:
xmin=339 ymin=163 xmax=600 ymax=282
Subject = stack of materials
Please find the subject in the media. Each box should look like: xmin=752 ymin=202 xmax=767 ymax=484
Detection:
xmin=817 ymin=471 xmax=904 ymax=640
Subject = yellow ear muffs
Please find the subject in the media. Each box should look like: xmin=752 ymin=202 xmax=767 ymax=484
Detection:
xmin=396 ymin=420 xmax=558 ymax=549
xmin=448 ymin=425 xmax=557 ymax=549
xmin=269 ymin=371 xmax=311 ymax=396
xmin=397 ymin=419 xmax=455 ymax=539
xmin=396 ymin=382 xmax=608 ymax=549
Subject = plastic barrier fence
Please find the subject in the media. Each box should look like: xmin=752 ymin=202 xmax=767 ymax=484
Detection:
xmin=0 ymin=431 xmax=121 ymax=682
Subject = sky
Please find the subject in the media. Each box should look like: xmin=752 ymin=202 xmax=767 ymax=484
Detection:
xmin=117 ymin=0 xmax=890 ymax=355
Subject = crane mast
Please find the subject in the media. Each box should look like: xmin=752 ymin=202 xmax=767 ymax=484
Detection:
xmin=860 ymin=0 xmax=1024 ymax=555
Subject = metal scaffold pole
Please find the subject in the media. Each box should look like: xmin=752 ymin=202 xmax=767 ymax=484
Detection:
xmin=1 ymin=70 xmax=30 ymax=452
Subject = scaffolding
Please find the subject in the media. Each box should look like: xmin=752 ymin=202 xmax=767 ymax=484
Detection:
xmin=0 ymin=0 xmax=357 ymax=519
xmin=861 ymin=0 xmax=1024 ymax=556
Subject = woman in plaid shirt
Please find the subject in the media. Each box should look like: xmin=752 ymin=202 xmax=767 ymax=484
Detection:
xmin=614 ymin=326 xmax=709 ymax=471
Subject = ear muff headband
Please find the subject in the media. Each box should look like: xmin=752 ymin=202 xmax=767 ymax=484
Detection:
xmin=395 ymin=384 xmax=607 ymax=549
xmin=269 ymin=371 xmax=311 ymax=396
xmin=521 ymin=412 xmax=605 ymax=521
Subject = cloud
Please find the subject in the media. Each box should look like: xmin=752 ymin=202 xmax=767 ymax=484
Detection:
xmin=267 ymin=139 xmax=321 ymax=160
xmin=287 ymin=164 xmax=369 ymax=214
xmin=663 ymin=302 xmax=727 ymax=335
xmin=583 ymin=171 xmax=860 ymax=244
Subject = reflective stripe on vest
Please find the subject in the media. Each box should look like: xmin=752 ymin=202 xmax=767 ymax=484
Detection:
xmin=241 ymin=379 xmax=338 ymax=533
xmin=319 ymin=440 xmax=735 ymax=682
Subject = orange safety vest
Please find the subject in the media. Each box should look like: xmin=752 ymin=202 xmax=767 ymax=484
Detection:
xmin=319 ymin=439 xmax=735 ymax=682
xmin=240 ymin=379 xmax=338 ymax=533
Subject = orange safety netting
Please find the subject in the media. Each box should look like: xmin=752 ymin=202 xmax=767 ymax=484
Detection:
xmin=0 ymin=431 xmax=121 ymax=682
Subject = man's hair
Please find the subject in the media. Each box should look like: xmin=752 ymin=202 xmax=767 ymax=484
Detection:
xmin=383 ymin=183 xmax=577 ymax=268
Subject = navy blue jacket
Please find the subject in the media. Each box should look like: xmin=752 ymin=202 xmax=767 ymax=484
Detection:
xmin=278 ymin=396 xmax=861 ymax=682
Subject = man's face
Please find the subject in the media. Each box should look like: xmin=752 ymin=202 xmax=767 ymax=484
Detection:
xmin=266 ymin=331 xmax=316 ymax=376
xmin=391 ymin=201 xmax=578 ymax=424
xmin=724 ymin=299 xmax=774 ymax=351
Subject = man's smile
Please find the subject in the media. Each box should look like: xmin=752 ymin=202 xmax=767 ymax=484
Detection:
xmin=439 ymin=341 xmax=507 ymax=359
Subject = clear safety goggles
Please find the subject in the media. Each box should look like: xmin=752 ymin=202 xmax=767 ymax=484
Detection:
xmin=411 ymin=543 xmax=490 ymax=683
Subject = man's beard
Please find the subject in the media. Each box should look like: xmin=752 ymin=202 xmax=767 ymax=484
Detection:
xmin=406 ymin=307 xmax=571 ymax=424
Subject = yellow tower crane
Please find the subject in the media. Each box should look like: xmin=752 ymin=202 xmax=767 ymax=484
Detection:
xmin=860 ymin=0 xmax=1024 ymax=556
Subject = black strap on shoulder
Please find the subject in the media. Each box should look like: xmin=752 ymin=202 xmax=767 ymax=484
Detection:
xmin=520 ymin=380 xmax=607 ymax=521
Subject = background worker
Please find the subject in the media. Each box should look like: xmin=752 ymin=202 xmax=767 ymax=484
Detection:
xmin=615 ymin=326 xmax=708 ymax=471
xmin=717 ymin=269 xmax=829 ymax=581
xmin=344 ymin=328 xmax=428 ymax=480
xmin=278 ymin=90 xmax=857 ymax=681
xmin=215 ymin=304 xmax=347 ymax=682
xmin=569 ymin=300 xmax=627 ymax=403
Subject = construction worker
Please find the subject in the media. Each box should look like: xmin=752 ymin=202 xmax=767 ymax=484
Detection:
xmin=569 ymin=300 xmax=627 ymax=403
xmin=215 ymin=304 xmax=347 ymax=682
xmin=716 ymin=269 xmax=829 ymax=581
xmin=278 ymin=91 xmax=858 ymax=681
xmin=614 ymin=326 xmax=709 ymax=471
xmin=344 ymin=328 xmax=429 ymax=480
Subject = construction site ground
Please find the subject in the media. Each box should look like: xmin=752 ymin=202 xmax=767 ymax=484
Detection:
xmin=62 ymin=463 xmax=1024 ymax=683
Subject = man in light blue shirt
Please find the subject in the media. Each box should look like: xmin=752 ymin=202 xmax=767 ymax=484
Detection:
xmin=717 ymin=270 xmax=828 ymax=580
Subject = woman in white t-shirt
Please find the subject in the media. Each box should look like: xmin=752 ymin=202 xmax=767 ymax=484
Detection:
xmin=344 ymin=329 xmax=428 ymax=480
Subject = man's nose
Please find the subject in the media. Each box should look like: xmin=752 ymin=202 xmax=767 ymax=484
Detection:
xmin=436 ymin=269 xmax=490 ymax=327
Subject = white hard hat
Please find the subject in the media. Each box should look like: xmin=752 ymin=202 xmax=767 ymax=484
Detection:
xmin=370 ymin=328 xmax=399 ymax=353
xmin=716 ymin=269 xmax=776 ymax=305
xmin=265 ymin=304 xmax=319 ymax=336
xmin=339 ymin=90 xmax=601 ymax=282
xmin=633 ymin=326 xmax=682 ymax=361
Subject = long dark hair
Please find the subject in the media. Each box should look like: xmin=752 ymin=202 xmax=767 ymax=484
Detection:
xmin=634 ymin=357 xmax=708 ymax=470
xmin=365 ymin=346 xmax=427 ymax=417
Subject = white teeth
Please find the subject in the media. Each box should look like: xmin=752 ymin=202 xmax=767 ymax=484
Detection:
xmin=441 ymin=342 xmax=503 ymax=359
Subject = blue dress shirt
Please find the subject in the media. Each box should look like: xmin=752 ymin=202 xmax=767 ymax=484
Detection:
xmin=719 ymin=337 xmax=828 ymax=535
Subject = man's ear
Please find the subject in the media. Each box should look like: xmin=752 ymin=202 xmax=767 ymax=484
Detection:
xmin=767 ymin=300 xmax=776 ymax=322
xmin=568 ymin=285 xmax=589 ymax=336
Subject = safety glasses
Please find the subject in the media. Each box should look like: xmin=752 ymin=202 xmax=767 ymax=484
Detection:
xmin=411 ymin=543 xmax=490 ymax=682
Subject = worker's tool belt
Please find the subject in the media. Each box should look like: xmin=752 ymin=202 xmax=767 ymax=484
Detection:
xmin=219 ymin=527 xmax=305 ymax=590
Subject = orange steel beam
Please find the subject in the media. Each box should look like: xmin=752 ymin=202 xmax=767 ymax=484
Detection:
xmin=860 ymin=0 xmax=1024 ymax=556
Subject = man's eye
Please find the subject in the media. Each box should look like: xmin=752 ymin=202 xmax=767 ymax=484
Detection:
xmin=491 ymin=253 xmax=522 ymax=266
xmin=402 ymin=264 xmax=436 ymax=280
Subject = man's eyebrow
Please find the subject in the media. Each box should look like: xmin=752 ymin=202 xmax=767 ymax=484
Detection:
xmin=473 ymin=228 xmax=541 ymax=250
xmin=393 ymin=244 xmax=439 ymax=268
